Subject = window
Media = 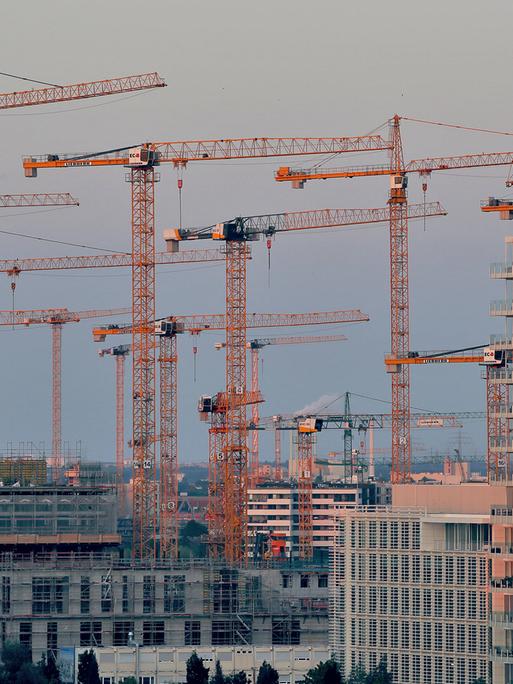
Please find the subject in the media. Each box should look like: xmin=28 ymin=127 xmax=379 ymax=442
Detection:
xmin=32 ymin=578 xmax=69 ymax=615
xmin=390 ymin=555 xmax=398 ymax=582
xmin=456 ymin=590 xmax=465 ymax=619
xmin=272 ymin=618 xmax=300 ymax=645
xmin=142 ymin=621 xmax=165 ymax=646
xmin=423 ymin=623 xmax=431 ymax=650
xmin=434 ymin=623 xmax=442 ymax=652
xmin=369 ymin=555 xmax=377 ymax=581
xmin=143 ymin=575 xmax=155 ymax=614
xmin=445 ymin=589 xmax=454 ymax=618
xmin=212 ymin=619 xmax=252 ymax=646
xmin=456 ymin=557 xmax=465 ymax=585
xmin=423 ymin=589 xmax=431 ymax=617
xmin=390 ymin=621 xmax=398 ymax=648
xmin=19 ymin=623 xmax=31 ymax=656
xmin=318 ymin=575 xmax=328 ymax=588
xmin=390 ymin=587 xmax=398 ymax=615
xmin=400 ymin=522 xmax=409 ymax=549
xmin=423 ymin=556 xmax=432 ymax=584
xmin=445 ymin=623 xmax=454 ymax=652
xmin=401 ymin=588 xmax=409 ymax=615
xmin=369 ymin=587 xmax=377 ymax=614
xmin=379 ymin=521 xmax=388 ymax=548
xmin=80 ymin=621 xmax=102 ymax=647
xmin=113 ymin=621 xmax=133 ymax=646
xmin=379 ymin=555 xmax=387 ymax=582
xmin=1 ymin=578 xmax=10 ymax=614
xmin=47 ymin=622 xmax=57 ymax=654
xmin=401 ymin=555 xmax=409 ymax=582
xmin=456 ymin=624 xmax=465 ymax=652
xmin=164 ymin=575 xmax=185 ymax=612
xmin=122 ymin=575 xmax=131 ymax=613
xmin=185 ymin=621 xmax=201 ymax=646
xmin=434 ymin=589 xmax=442 ymax=617
xmin=300 ymin=574 xmax=310 ymax=588
xmin=412 ymin=588 xmax=420 ymax=616
xmin=468 ymin=591 xmax=477 ymax=619
xmin=101 ymin=574 xmax=112 ymax=613
xmin=401 ymin=621 xmax=409 ymax=649
xmin=412 ymin=621 xmax=420 ymax=650
xmin=80 ymin=576 xmax=90 ymax=615
xmin=390 ymin=522 xmax=399 ymax=549
xmin=434 ymin=556 xmax=443 ymax=584
xmin=411 ymin=555 xmax=420 ymax=583
xmin=282 ymin=574 xmax=291 ymax=589
xmin=446 ymin=557 xmax=454 ymax=584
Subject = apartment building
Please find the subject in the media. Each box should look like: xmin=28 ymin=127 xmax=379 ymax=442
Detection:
xmin=330 ymin=483 xmax=513 ymax=684
xmin=248 ymin=482 xmax=389 ymax=559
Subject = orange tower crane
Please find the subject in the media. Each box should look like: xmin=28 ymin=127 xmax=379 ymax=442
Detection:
xmin=216 ymin=334 xmax=348 ymax=486
xmin=276 ymin=115 xmax=513 ymax=483
xmin=168 ymin=202 xmax=445 ymax=561
xmin=99 ymin=345 xmax=131 ymax=516
xmin=21 ymin=130 xmax=411 ymax=559
xmin=97 ymin=310 xmax=368 ymax=559
xmin=4 ymin=307 xmax=129 ymax=473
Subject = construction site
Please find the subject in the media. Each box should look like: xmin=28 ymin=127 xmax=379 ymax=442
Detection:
xmin=2 ymin=4 xmax=513 ymax=683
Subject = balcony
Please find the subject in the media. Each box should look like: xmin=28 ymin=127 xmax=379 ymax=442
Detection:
xmin=491 ymin=263 xmax=513 ymax=280
xmin=491 ymin=576 xmax=513 ymax=590
xmin=490 ymin=335 xmax=513 ymax=351
xmin=489 ymin=404 xmax=513 ymax=418
xmin=488 ymin=369 xmax=513 ymax=384
xmin=491 ymin=612 xmax=513 ymax=625
xmin=491 ymin=300 xmax=513 ymax=317
xmin=491 ymin=647 xmax=513 ymax=662
xmin=488 ymin=544 xmax=513 ymax=557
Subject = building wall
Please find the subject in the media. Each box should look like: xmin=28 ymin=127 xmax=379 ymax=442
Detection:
xmin=330 ymin=506 xmax=489 ymax=684
xmin=0 ymin=559 xmax=329 ymax=663
xmin=248 ymin=483 xmax=386 ymax=556
xmin=86 ymin=645 xmax=330 ymax=684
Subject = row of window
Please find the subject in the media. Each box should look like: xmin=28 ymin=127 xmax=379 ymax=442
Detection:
xmin=349 ymin=618 xmax=487 ymax=655
xmin=10 ymin=618 xmax=301 ymax=650
xmin=349 ymin=586 xmax=487 ymax=620
xmin=347 ymin=552 xmax=486 ymax=586
xmin=281 ymin=574 xmax=328 ymax=589
xmin=350 ymin=652 xmax=487 ymax=684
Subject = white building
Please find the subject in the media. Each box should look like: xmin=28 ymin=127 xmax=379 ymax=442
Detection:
xmin=248 ymin=482 xmax=389 ymax=559
xmin=82 ymin=645 xmax=330 ymax=684
xmin=330 ymin=497 xmax=491 ymax=683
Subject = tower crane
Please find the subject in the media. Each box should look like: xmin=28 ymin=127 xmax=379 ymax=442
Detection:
xmin=4 ymin=307 xmax=129 ymax=473
xmin=94 ymin=310 xmax=367 ymax=559
xmin=275 ymin=115 xmax=513 ymax=485
xmin=215 ymin=334 xmax=348 ymax=486
xmin=0 ymin=194 xmax=78 ymax=207
xmin=275 ymin=409 xmax=485 ymax=559
xmin=99 ymin=345 xmax=131 ymax=517
xmin=22 ymin=131 xmax=393 ymax=561
xmin=22 ymin=115 xmax=448 ymax=558
xmin=168 ymin=201 xmax=445 ymax=561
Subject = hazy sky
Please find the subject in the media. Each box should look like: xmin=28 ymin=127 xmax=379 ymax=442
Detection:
xmin=0 ymin=0 xmax=512 ymax=465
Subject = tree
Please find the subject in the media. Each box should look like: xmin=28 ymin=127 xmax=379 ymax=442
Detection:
xmin=256 ymin=662 xmax=279 ymax=684
xmin=119 ymin=678 xmax=138 ymax=684
xmin=186 ymin=652 xmax=209 ymax=684
xmin=366 ymin=661 xmax=392 ymax=684
xmin=15 ymin=663 xmax=46 ymax=684
xmin=39 ymin=654 xmax=61 ymax=684
xmin=77 ymin=649 xmax=100 ymax=684
xmin=304 ymin=659 xmax=343 ymax=684
xmin=226 ymin=673 xmax=247 ymax=684
xmin=210 ymin=661 xmax=226 ymax=684
xmin=0 ymin=641 xmax=32 ymax=684
xmin=347 ymin=665 xmax=367 ymax=684
xmin=471 ymin=680 xmax=486 ymax=684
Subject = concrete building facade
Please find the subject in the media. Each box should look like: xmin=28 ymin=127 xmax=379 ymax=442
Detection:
xmin=330 ymin=483 xmax=513 ymax=684
xmin=0 ymin=555 xmax=329 ymax=664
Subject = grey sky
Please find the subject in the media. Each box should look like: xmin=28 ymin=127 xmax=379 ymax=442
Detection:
xmin=0 ymin=0 xmax=512 ymax=464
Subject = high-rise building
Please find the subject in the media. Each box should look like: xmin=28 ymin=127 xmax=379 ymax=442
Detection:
xmin=330 ymin=483 xmax=513 ymax=684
